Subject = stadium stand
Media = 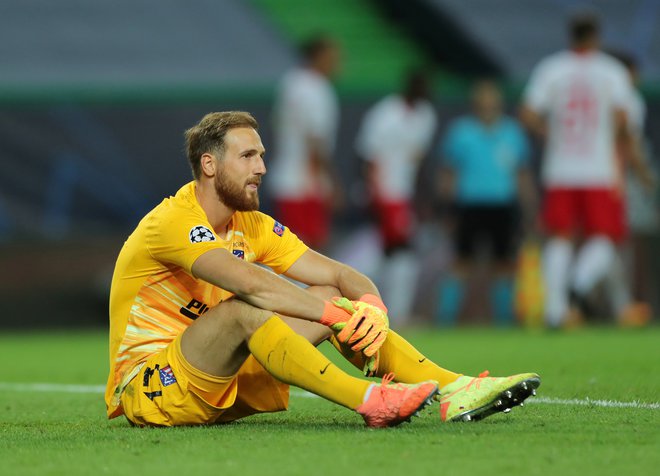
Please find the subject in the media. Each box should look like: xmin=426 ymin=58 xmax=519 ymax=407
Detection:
xmin=252 ymin=0 xmax=433 ymax=94
xmin=421 ymin=0 xmax=660 ymax=80
xmin=0 ymin=0 xmax=295 ymax=101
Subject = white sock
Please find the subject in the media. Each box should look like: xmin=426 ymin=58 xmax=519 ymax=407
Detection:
xmin=572 ymin=237 xmax=615 ymax=296
xmin=543 ymin=238 xmax=573 ymax=327
xmin=381 ymin=250 xmax=418 ymax=325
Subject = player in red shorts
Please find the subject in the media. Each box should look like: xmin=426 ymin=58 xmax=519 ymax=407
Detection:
xmin=269 ymin=35 xmax=342 ymax=250
xmin=354 ymin=69 xmax=437 ymax=323
xmin=520 ymin=13 xmax=652 ymax=327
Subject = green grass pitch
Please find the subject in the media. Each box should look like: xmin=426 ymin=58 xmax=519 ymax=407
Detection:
xmin=1 ymin=327 xmax=659 ymax=476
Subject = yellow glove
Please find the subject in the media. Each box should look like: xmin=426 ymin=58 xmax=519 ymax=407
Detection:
xmin=330 ymin=297 xmax=389 ymax=357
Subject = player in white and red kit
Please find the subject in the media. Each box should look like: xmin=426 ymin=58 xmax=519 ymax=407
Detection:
xmin=520 ymin=13 xmax=649 ymax=327
xmin=354 ymin=69 xmax=437 ymax=323
xmin=269 ymin=36 xmax=340 ymax=250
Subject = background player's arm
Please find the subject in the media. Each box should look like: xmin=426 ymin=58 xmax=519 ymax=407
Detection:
xmin=615 ymin=107 xmax=655 ymax=190
xmin=308 ymin=136 xmax=344 ymax=210
xmin=192 ymin=248 xmax=329 ymax=322
xmin=518 ymin=167 xmax=539 ymax=231
xmin=519 ymin=105 xmax=547 ymax=139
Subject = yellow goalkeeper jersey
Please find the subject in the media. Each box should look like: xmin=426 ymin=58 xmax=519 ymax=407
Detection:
xmin=105 ymin=181 xmax=308 ymax=418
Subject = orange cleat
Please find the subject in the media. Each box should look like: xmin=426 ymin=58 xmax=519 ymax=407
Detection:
xmin=356 ymin=373 xmax=438 ymax=428
xmin=618 ymin=302 xmax=651 ymax=327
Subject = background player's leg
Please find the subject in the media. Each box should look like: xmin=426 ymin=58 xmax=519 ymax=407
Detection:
xmin=181 ymin=297 xmax=369 ymax=409
xmin=543 ymin=236 xmax=573 ymax=327
xmin=571 ymin=235 xmax=615 ymax=300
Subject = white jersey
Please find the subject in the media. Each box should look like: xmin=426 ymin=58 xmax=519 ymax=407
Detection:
xmin=355 ymin=95 xmax=437 ymax=201
xmin=269 ymin=67 xmax=338 ymax=199
xmin=523 ymin=50 xmax=634 ymax=187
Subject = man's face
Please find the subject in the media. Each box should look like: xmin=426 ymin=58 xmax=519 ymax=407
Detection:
xmin=472 ymin=81 xmax=502 ymax=122
xmin=214 ymin=127 xmax=266 ymax=212
xmin=318 ymin=44 xmax=341 ymax=78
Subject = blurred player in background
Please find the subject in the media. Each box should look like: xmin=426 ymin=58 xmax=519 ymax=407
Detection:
xmin=437 ymin=80 xmax=534 ymax=326
xmin=354 ymin=69 xmax=437 ymax=324
xmin=105 ymin=111 xmax=541 ymax=428
xmin=606 ymin=50 xmax=658 ymax=319
xmin=269 ymin=34 xmax=341 ymax=250
xmin=520 ymin=13 xmax=653 ymax=328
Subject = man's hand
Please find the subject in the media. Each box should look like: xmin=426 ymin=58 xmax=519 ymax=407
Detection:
xmin=329 ymin=298 xmax=389 ymax=357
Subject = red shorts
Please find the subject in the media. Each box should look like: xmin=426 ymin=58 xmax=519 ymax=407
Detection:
xmin=274 ymin=197 xmax=329 ymax=249
xmin=542 ymin=187 xmax=627 ymax=242
xmin=374 ymin=199 xmax=413 ymax=250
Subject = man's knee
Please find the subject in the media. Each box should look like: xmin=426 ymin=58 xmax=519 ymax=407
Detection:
xmin=195 ymin=298 xmax=273 ymax=340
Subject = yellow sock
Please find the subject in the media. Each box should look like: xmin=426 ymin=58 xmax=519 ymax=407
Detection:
xmin=248 ymin=316 xmax=370 ymax=409
xmin=330 ymin=330 xmax=461 ymax=387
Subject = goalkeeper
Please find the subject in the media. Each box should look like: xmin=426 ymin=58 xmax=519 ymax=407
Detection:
xmin=106 ymin=111 xmax=540 ymax=428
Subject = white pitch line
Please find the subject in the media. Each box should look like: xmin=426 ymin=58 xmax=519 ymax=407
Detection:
xmin=0 ymin=382 xmax=106 ymax=394
xmin=528 ymin=396 xmax=660 ymax=410
xmin=1 ymin=382 xmax=658 ymax=410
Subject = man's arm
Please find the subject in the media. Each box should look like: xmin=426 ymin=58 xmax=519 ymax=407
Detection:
xmin=519 ymin=105 xmax=547 ymax=140
xmin=517 ymin=167 xmax=539 ymax=232
xmin=284 ymin=249 xmax=380 ymax=302
xmin=615 ymin=107 xmax=655 ymax=191
xmin=191 ymin=248 xmax=331 ymax=322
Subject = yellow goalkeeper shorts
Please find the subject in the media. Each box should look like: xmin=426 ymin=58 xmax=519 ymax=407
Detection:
xmin=120 ymin=334 xmax=290 ymax=427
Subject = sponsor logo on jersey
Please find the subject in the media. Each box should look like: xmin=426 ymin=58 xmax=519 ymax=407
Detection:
xmin=189 ymin=225 xmax=216 ymax=243
xmin=273 ymin=221 xmax=285 ymax=236
xmin=159 ymin=365 xmax=177 ymax=386
xmin=232 ymin=249 xmax=245 ymax=259
xmin=179 ymin=298 xmax=210 ymax=320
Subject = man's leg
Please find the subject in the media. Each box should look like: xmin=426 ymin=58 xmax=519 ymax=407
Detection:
xmin=303 ymin=285 xmax=461 ymax=387
xmin=542 ymin=236 xmax=573 ymax=327
xmin=181 ymin=296 xmax=438 ymax=427
xmin=571 ymin=235 xmax=615 ymax=299
xmin=181 ymin=298 xmax=368 ymax=409
xmin=296 ymin=286 xmax=540 ymax=423
xmin=313 ymin=286 xmax=540 ymax=422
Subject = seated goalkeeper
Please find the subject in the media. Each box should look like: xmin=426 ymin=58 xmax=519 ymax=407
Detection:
xmin=106 ymin=111 xmax=540 ymax=428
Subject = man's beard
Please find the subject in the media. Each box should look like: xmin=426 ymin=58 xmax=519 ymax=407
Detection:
xmin=214 ymin=167 xmax=260 ymax=212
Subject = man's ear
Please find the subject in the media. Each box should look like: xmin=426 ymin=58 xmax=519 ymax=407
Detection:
xmin=200 ymin=153 xmax=217 ymax=177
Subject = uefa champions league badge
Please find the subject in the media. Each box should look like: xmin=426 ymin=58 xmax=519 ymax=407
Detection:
xmin=189 ymin=225 xmax=216 ymax=243
xmin=232 ymin=249 xmax=245 ymax=259
xmin=273 ymin=221 xmax=285 ymax=236
xmin=159 ymin=365 xmax=177 ymax=386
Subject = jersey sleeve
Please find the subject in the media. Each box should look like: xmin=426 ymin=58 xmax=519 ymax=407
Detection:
xmin=249 ymin=213 xmax=309 ymax=274
xmin=523 ymin=59 xmax=553 ymax=113
xmin=145 ymin=206 xmax=225 ymax=274
xmin=609 ymin=64 xmax=634 ymax=110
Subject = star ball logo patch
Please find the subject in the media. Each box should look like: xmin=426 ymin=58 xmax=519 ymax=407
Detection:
xmin=232 ymin=249 xmax=245 ymax=259
xmin=189 ymin=225 xmax=216 ymax=243
xmin=273 ymin=221 xmax=285 ymax=236
xmin=159 ymin=365 xmax=177 ymax=386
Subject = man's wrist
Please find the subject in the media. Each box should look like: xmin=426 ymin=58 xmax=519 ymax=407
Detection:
xmin=359 ymin=293 xmax=387 ymax=313
xmin=320 ymin=301 xmax=350 ymax=327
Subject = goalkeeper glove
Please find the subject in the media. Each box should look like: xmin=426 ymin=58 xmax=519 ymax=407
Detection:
xmin=329 ymin=297 xmax=389 ymax=357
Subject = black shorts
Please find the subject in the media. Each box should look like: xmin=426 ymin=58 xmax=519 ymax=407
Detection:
xmin=454 ymin=204 xmax=519 ymax=261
